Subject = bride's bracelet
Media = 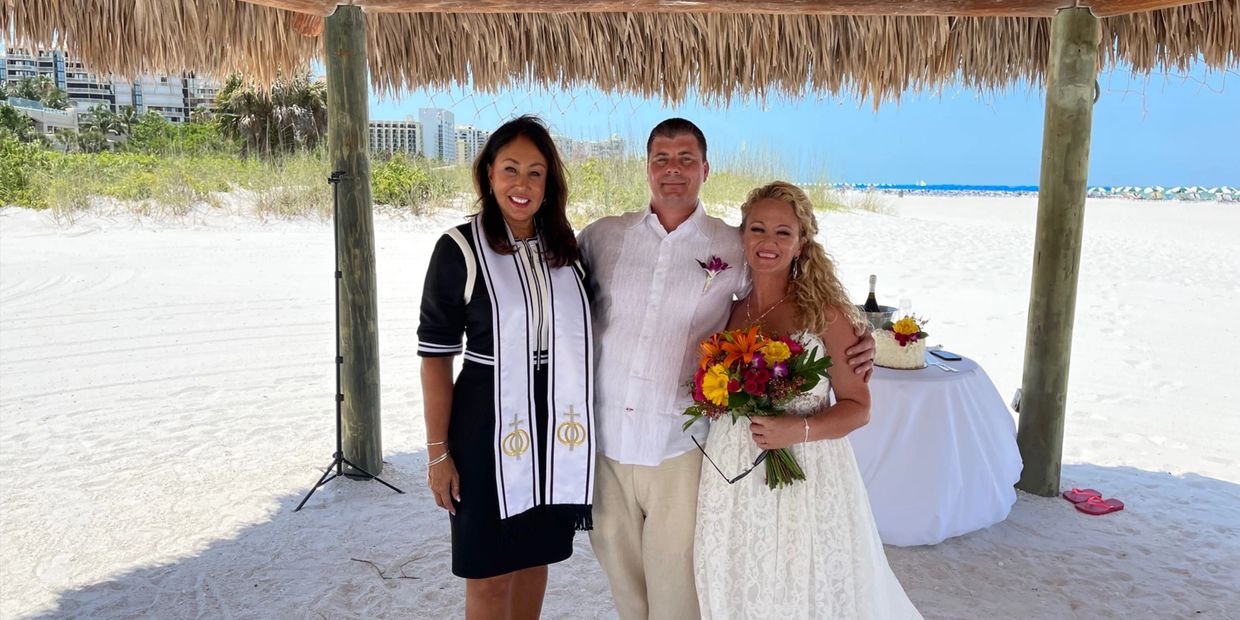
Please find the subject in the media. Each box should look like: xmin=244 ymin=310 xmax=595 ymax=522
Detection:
xmin=803 ymin=417 xmax=811 ymax=444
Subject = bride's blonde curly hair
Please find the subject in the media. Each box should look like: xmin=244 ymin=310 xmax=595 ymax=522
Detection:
xmin=740 ymin=181 xmax=861 ymax=335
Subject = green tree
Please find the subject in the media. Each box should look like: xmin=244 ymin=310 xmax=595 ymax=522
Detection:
xmin=188 ymin=104 xmax=214 ymax=125
xmin=123 ymin=111 xmax=234 ymax=155
xmin=1 ymin=76 xmax=71 ymax=110
xmin=81 ymin=105 xmax=121 ymax=138
xmin=54 ymin=128 xmax=80 ymax=153
xmin=115 ymin=106 xmax=140 ymax=136
xmin=76 ymin=126 xmax=109 ymax=153
xmin=215 ymin=71 xmax=327 ymax=157
xmin=0 ymin=102 xmax=37 ymax=142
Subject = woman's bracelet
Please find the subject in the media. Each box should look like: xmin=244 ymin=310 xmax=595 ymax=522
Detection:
xmin=428 ymin=451 xmax=451 ymax=467
xmin=426 ymin=440 xmax=448 ymax=447
xmin=803 ymin=417 xmax=811 ymax=444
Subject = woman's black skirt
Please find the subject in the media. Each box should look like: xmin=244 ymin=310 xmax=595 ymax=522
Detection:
xmin=447 ymin=361 xmax=578 ymax=579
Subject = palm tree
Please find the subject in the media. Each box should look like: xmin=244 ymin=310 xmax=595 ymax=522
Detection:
xmin=2 ymin=76 xmax=71 ymax=110
xmin=81 ymin=105 xmax=121 ymax=137
xmin=189 ymin=104 xmax=214 ymax=125
xmin=215 ymin=71 xmax=327 ymax=157
xmin=76 ymin=126 xmax=109 ymax=153
xmin=54 ymin=128 xmax=80 ymax=153
xmin=115 ymin=106 xmax=140 ymax=136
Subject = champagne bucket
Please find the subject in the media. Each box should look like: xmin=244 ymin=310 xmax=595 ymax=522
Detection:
xmin=855 ymin=304 xmax=897 ymax=331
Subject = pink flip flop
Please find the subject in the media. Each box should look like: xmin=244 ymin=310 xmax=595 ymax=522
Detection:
xmin=1062 ymin=488 xmax=1102 ymax=503
xmin=1075 ymin=496 xmax=1125 ymax=515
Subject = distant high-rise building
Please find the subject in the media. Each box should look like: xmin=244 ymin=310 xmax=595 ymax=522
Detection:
xmin=455 ymin=125 xmax=490 ymax=166
xmin=419 ymin=108 xmax=456 ymax=163
xmin=589 ymin=135 xmax=627 ymax=160
xmin=113 ymin=76 xmax=191 ymax=122
xmin=184 ymin=74 xmax=219 ymax=114
xmin=0 ymin=46 xmax=45 ymax=83
xmin=370 ymin=117 xmax=421 ymax=157
xmin=1 ymin=45 xmax=218 ymax=122
xmin=554 ymin=134 xmax=628 ymax=162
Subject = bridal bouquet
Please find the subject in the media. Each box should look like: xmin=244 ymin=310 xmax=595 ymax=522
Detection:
xmin=683 ymin=326 xmax=833 ymax=489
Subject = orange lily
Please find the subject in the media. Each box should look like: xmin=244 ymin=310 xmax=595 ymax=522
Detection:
xmin=699 ymin=335 xmax=724 ymax=369
xmin=720 ymin=326 xmax=763 ymax=369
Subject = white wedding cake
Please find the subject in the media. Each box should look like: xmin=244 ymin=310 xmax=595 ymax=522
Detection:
xmin=874 ymin=317 xmax=928 ymax=370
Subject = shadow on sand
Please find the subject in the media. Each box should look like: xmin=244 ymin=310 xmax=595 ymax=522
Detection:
xmin=29 ymin=450 xmax=613 ymax=619
xmin=27 ymin=459 xmax=1239 ymax=619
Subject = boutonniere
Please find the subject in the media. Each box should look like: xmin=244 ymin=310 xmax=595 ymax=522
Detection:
xmin=696 ymin=256 xmax=731 ymax=293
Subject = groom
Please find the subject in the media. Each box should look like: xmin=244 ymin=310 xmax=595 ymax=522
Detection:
xmin=578 ymin=118 xmax=876 ymax=619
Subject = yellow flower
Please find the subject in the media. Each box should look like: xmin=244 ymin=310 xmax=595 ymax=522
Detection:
xmin=702 ymin=364 xmax=731 ymax=406
xmin=760 ymin=340 xmax=791 ymax=363
xmin=892 ymin=317 xmax=922 ymax=336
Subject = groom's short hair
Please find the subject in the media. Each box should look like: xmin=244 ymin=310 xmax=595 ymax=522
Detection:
xmin=647 ymin=118 xmax=708 ymax=161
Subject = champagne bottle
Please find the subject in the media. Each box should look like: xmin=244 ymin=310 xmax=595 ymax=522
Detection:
xmin=864 ymin=274 xmax=881 ymax=312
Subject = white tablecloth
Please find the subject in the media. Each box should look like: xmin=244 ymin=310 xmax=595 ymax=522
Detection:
xmin=848 ymin=354 xmax=1023 ymax=546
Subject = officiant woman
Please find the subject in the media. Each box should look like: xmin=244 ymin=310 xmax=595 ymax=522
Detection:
xmin=418 ymin=115 xmax=595 ymax=620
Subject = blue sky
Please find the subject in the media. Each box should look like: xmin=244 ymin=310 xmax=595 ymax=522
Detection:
xmin=369 ymin=63 xmax=1238 ymax=187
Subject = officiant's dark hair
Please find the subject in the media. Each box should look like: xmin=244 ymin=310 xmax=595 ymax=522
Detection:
xmin=647 ymin=117 xmax=708 ymax=160
xmin=473 ymin=115 xmax=578 ymax=267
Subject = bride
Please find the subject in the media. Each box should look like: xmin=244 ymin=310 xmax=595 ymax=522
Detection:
xmin=694 ymin=181 xmax=923 ymax=619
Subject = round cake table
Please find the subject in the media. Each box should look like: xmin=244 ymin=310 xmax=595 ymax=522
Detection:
xmin=848 ymin=354 xmax=1023 ymax=546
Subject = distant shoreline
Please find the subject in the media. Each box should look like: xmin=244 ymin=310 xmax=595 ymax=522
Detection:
xmin=818 ymin=183 xmax=1238 ymax=201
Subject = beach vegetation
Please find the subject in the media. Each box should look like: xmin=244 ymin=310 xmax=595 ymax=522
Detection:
xmin=215 ymin=71 xmax=328 ymax=158
xmin=2 ymin=120 xmax=851 ymax=223
xmin=0 ymin=102 xmax=41 ymax=143
xmin=1 ymin=135 xmax=56 ymax=209
xmin=371 ymin=154 xmax=459 ymax=216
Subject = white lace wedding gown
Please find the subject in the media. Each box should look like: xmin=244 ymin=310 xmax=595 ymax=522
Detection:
xmin=694 ymin=334 xmax=923 ymax=619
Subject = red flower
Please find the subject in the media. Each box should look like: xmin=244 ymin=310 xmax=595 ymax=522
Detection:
xmin=693 ymin=368 xmax=706 ymax=402
xmin=728 ymin=379 xmax=741 ymax=393
xmin=743 ymin=367 xmax=772 ymax=395
xmin=780 ymin=336 xmax=805 ymax=356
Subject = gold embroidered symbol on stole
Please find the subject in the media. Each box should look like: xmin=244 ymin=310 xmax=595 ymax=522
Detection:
xmin=556 ymin=405 xmax=586 ymax=451
xmin=501 ymin=413 xmax=531 ymax=458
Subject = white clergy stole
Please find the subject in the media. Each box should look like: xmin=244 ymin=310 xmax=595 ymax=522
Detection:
xmin=471 ymin=215 xmax=595 ymax=518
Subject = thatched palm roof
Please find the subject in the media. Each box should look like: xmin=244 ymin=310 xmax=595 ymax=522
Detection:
xmin=2 ymin=0 xmax=1235 ymax=103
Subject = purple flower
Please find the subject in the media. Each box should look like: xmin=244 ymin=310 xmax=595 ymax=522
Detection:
xmin=772 ymin=362 xmax=788 ymax=378
xmin=698 ymin=256 xmax=730 ymax=273
xmin=697 ymin=255 xmax=732 ymax=293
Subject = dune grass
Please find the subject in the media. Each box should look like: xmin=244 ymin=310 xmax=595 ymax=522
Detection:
xmin=3 ymin=136 xmax=857 ymax=225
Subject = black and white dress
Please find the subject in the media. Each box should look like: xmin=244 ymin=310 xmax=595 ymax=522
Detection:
xmin=418 ymin=216 xmax=595 ymax=579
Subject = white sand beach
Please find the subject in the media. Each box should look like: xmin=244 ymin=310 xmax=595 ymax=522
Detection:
xmin=1 ymin=195 xmax=1238 ymax=619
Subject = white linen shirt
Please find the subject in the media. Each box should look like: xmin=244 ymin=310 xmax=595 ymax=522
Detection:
xmin=579 ymin=204 xmax=748 ymax=466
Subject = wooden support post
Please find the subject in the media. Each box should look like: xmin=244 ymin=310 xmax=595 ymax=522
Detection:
xmin=1017 ymin=7 xmax=1099 ymax=497
xmin=325 ymin=5 xmax=383 ymax=476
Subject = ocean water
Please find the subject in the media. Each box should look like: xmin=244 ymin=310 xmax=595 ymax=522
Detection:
xmin=855 ymin=183 xmax=1039 ymax=193
xmin=817 ymin=183 xmax=1237 ymax=200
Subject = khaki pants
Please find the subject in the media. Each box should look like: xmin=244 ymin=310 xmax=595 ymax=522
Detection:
xmin=590 ymin=449 xmax=702 ymax=620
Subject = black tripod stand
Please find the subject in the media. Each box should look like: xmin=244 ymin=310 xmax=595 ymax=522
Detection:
xmin=295 ymin=170 xmax=403 ymax=512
